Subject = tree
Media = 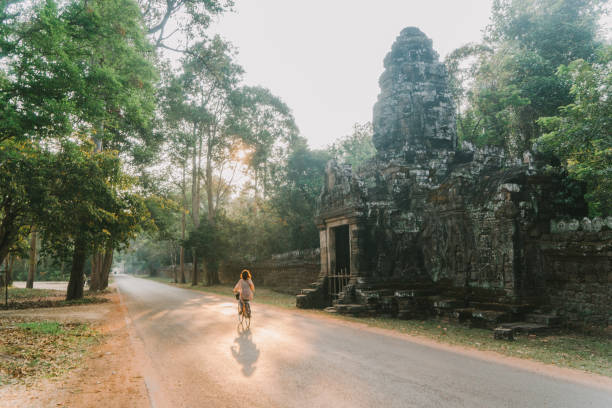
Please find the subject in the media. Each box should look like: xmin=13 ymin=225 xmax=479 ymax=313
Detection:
xmin=144 ymin=194 xmax=182 ymax=280
xmin=0 ymin=141 xmax=56 ymax=275
xmin=184 ymin=215 xmax=229 ymax=285
xmin=270 ymin=142 xmax=332 ymax=250
xmin=227 ymin=86 xmax=299 ymax=198
xmin=163 ymin=37 xmax=243 ymax=284
xmin=1 ymin=0 xmax=158 ymax=299
xmin=537 ymin=47 xmax=612 ymax=216
xmin=329 ymin=122 xmax=376 ymax=170
xmin=138 ymin=0 xmax=234 ymax=51
xmin=38 ymin=142 xmax=151 ymax=299
xmin=26 ymin=227 xmax=37 ymax=289
xmin=447 ymin=0 xmax=605 ymax=154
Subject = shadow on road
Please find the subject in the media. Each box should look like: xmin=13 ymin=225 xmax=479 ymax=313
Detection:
xmin=231 ymin=328 xmax=260 ymax=377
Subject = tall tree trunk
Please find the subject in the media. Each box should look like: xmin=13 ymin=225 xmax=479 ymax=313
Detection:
xmin=89 ymin=250 xmax=100 ymax=291
xmin=7 ymin=255 xmax=14 ymax=286
xmin=171 ymin=245 xmax=177 ymax=283
xmin=180 ymin=164 xmax=186 ymax=284
xmin=26 ymin=227 xmax=37 ymax=289
xmin=191 ymin=124 xmax=201 ymax=229
xmin=191 ymin=250 xmax=198 ymax=286
xmin=66 ymin=238 xmax=87 ymax=300
xmin=191 ymin=130 xmax=203 ymax=287
xmin=203 ymin=138 xmax=220 ymax=286
xmin=1 ymin=256 xmax=6 ymax=287
xmin=263 ymin=162 xmax=268 ymax=199
xmin=100 ymin=247 xmax=113 ymax=290
xmin=88 ymin=131 xmax=105 ymax=292
xmin=179 ymin=239 xmax=186 ymax=283
xmin=191 ymin=147 xmax=198 ymax=226
xmin=2 ymin=254 xmax=15 ymax=286
xmin=0 ymin=205 xmax=21 ymax=269
xmin=205 ymin=139 xmax=215 ymax=224
xmin=205 ymin=260 xmax=220 ymax=286
xmin=179 ymin=241 xmax=185 ymax=284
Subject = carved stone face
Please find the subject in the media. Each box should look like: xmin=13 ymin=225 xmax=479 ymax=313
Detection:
xmin=372 ymin=27 xmax=456 ymax=155
xmin=325 ymin=161 xmax=336 ymax=191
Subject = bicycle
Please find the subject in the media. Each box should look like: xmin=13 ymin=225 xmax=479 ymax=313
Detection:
xmin=236 ymin=294 xmax=251 ymax=330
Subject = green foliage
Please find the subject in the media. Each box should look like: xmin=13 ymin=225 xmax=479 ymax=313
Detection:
xmin=121 ymin=235 xmax=175 ymax=275
xmin=537 ymin=48 xmax=612 ymax=216
xmin=224 ymin=198 xmax=293 ymax=260
xmin=1 ymin=1 xmax=159 ymax=295
xmin=487 ymin=0 xmax=605 ymax=66
xmin=185 ymin=214 xmax=230 ymax=275
xmin=270 ymin=143 xmax=332 ymax=251
xmin=145 ymin=195 xmax=180 ymax=241
xmin=329 ymin=122 xmax=376 ymax=170
xmin=37 ymin=142 xmax=152 ymax=260
xmin=2 ymin=0 xmax=159 ymax=157
xmin=227 ymin=85 xmax=299 ymax=196
xmin=447 ymin=0 xmax=604 ymax=154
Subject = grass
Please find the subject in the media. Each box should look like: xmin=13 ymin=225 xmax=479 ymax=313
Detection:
xmin=0 ymin=319 xmax=99 ymax=384
xmin=140 ymin=275 xmax=612 ymax=377
xmin=0 ymin=286 xmax=109 ymax=310
xmin=339 ymin=316 xmax=612 ymax=377
xmin=17 ymin=321 xmax=63 ymax=335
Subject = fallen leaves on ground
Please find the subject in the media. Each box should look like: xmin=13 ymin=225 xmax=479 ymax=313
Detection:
xmin=0 ymin=319 xmax=100 ymax=384
xmin=0 ymin=288 xmax=109 ymax=310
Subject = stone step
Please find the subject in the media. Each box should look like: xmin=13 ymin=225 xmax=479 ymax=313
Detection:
xmin=334 ymin=304 xmax=373 ymax=316
xmin=377 ymin=296 xmax=398 ymax=314
xmin=323 ymin=306 xmax=337 ymax=313
xmin=453 ymin=308 xmax=511 ymax=328
xmin=468 ymin=302 xmax=532 ymax=314
xmin=498 ymin=322 xmax=549 ymax=335
xmin=432 ymin=298 xmax=463 ymax=309
xmin=394 ymin=289 xmax=437 ymax=298
xmin=471 ymin=309 xmax=509 ymax=322
xmin=493 ymin=327 xmax=514 ymax=341
xmin=525 ymin=313 xmax=561 ymax=327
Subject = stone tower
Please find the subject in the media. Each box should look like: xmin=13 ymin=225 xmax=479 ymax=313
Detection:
xmin=372 ymin=27 xmax=456 ymax=157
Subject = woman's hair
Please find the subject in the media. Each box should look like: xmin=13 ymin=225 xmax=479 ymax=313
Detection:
xmin=241 ymin=269 xmax=251 ymax=280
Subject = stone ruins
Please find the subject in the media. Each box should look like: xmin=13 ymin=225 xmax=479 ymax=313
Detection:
xmin=296 ymin=27 xmax=611 ymax=331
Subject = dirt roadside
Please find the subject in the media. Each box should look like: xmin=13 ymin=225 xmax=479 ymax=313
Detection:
xmin=0 ymin=291 xmax=150 ymax=408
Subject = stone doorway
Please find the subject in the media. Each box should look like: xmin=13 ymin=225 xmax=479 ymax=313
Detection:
xmin=328 ymin=225 xmax=350 ymax=299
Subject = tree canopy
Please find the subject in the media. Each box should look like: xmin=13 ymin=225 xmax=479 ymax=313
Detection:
xmin=445 ymin=0 xmax=610 ymax=214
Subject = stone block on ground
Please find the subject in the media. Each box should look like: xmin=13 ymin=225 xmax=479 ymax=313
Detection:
xmin=525 ymin=313 xmax=562 ymax=327
xmin=493 ymin=327 xmax=514 ymax=341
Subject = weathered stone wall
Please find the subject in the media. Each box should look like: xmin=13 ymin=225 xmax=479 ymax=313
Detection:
xmin=530 ymin=221 xmax=612 ymax=327
xmin=219 ymin=249 xmax=321 ymax=295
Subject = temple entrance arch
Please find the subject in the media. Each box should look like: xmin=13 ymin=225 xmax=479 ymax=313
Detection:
xmin=327 ymin=224 xmax=351 ymax=300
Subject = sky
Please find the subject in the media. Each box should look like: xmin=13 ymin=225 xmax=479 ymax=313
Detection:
xmin=210 ymin=0 xmax=495 ymax=149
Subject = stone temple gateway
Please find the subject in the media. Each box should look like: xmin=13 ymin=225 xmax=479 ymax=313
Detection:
xmin=296 ymin=28 xmax=612 ymax=330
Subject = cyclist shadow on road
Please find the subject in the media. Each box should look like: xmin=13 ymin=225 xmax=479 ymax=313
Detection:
xmin=231 ymin=328 xmax=260 ymax=377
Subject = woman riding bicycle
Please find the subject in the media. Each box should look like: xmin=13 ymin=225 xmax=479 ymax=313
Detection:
xmin=233 ymin=269 xmax=255 ymax=317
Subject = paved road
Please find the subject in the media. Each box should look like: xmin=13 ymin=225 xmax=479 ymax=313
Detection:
xmin=116 ymin=275 xmax=612 ymax=408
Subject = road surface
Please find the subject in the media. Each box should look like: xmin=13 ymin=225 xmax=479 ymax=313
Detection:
xmin=116 ymin=275 xmax=612 ymax=408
